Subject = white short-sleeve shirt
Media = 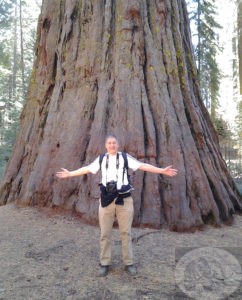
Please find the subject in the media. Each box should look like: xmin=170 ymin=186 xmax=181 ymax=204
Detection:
xmin=86 ymin=152 xmax=142 ymax=189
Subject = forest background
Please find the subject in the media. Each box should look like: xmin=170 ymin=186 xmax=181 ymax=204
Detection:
xmin=0 ymin=0 xmax=241 ymax=195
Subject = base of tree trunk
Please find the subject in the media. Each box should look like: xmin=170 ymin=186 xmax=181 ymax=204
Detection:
xmin=0 ymin=0 xmax=241 ymax=231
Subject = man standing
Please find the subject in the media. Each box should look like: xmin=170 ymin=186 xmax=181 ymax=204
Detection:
xmin=56 ymin=135 xmax=178 ymax=276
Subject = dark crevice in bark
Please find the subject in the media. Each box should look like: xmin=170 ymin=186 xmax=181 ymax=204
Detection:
xmin=139 ymin=98 xmax=148 ymax=224
xmin=141 ymin=98 xmax=149 ymax=153
xmin=0 ymin=179 xmax=13 ymax=205
xmin=16 ymin=149 xmax=26 ymax=176
xmin=52 ymin=52 xmax=58 ymax=81
xmin=24 ymin=117 xmax=35 ymax=143
xmin=158 ymin=20 xmax=171 ymax=102
xmin=164 ymin=120 xmax=170 ymax=142
xmin=206 ymin=174 xmax=234 ymax=222
xmin=201 ymin=137 xmax=231 ymax=205
xmin=138 ymin=172 xmax=146 ymax=225
xmin=73 ymin=2 xmax=82 ymax=62
xmin=80 ymin=79 xmax=99 ymax=164
xmin=100 ymin=2 xmax=106 ymax=45
xmin=70 ymin=3 xmax=78 ymax=22
xmin=158 ymin=176 xmax=167 ymax=226
xmin=130 ymin=27 xmax=136 ymax=58
xmin=57 ymin=1 xmax=65 ymax=42
xmin=201 ymin=210 xmax=217 ymax=225
xmin=42 ymin=18 xmax=51 ymax=33
xmin=180 ymin=143 xmax=191 ymax=212
xmin=205 ymin=137 xmax=230 ymax=179
xmin=142 ymin=42 xmax=159 ymax=162
xmin=39 ymin=84 xmax=55 ymax=138
xmin=56 ymin=81 xmax=66 ymax=111
xmin=57 ymin=26 xmax=63 ymax=48
xmin=66 ymin=23 xmax=73 ymax=42
xmin=39 ymin=111 xmax=49 ymax=139
xmin=39 ymin=84 xmax=54 ymax=112
xmin=64 ymin=188 xmax=79 ymax=213
xmin=17 ymin=177 xmax=23 ymax=196
xmin=66 ymin=3 xmax=78 ymax=42
xmin=145 ymin=0 xmax=152 ymax=33
xmin=106 ymin=0 xmax=115 ymax=69
xmin=101 ymin=0 xmax=115 ymax=70
xmin=2 ymin=148 xmax=26 ymax=202
xmin=103 ymin=79 xmax=114 ymax=133
xmin=81 ymin=1 xmax=93 ymax=27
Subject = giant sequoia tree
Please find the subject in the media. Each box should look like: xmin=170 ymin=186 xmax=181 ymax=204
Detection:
xmin=0 ymin=0 xmax=241 ymax=231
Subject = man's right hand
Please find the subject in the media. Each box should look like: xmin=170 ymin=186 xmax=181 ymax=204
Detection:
xmin=56 ymin=168 xmax=70 ymax=179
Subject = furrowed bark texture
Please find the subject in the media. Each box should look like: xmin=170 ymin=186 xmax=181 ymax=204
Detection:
xmin=0 ymin=0 xmax=241 ymax=230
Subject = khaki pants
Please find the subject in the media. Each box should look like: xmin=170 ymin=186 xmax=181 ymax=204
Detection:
xmin=98 ymin=196 xmax=134 ymax=266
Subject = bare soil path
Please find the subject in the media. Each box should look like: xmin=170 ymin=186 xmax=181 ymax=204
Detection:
xmin=0 ymin=204 xmax=242 ymax=299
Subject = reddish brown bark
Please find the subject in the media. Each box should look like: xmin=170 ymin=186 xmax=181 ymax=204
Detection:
xmin=0 ymin=0 xmax=241 ymax=231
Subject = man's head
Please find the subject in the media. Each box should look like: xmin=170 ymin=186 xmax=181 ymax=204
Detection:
xmin=105 ymin=134 xmax=119 ymax=155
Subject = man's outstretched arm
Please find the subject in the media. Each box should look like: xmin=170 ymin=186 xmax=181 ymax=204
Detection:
xmin=56 ymin=166 xmax=91 ymax=179
xmin=138 ymin=163 xmax=178 ymax=177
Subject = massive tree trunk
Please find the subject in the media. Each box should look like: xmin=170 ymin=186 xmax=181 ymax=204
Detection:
xmin=0 ymin=0 xmax=241 ymax=231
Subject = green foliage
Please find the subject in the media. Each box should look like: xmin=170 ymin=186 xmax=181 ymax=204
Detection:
xmin=187 ymin=0 xmax=222 ymax=122
xmin=213 ymin=116 xmax=242 ymax=182
xmin=0 ymin=0 xmax=41 ymax=179
xmin=0 ymin=0 xmax=15 ymax=29
xmin=235 ymin=100 xmax=242 ymax=140
xmin=188 ymin=1 xmax=242 ymax=183
xmin=213 ymin=116 xmax=231 ymax=140
xmin=0 ymin=122 xmax=19 ymax=178
xmin=236 ymin=182 xmax=242 ymax=196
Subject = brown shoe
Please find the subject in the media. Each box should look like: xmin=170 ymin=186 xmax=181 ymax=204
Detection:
xmin=125 ymin=265 xmax=137 ymax=275
xmin=98 ymin=265 xmax=109 ymax=277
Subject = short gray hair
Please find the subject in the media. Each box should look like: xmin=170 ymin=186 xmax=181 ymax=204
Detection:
xmin=105 ymin=134 xmax=119 ymax=143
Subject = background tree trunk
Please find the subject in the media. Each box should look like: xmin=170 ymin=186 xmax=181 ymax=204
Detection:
xmin=0 ymin=0 xmax=241 ymax=231
xmin=11 ymin=0 xmax=18 ymax=102
xmin=19 ymin=0 xmax=26 ymax=98
xmin=238 ymin=0 xmax=242 ymax=95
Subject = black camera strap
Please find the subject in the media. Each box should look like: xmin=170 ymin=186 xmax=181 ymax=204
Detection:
xmin=105 ymin=153 xmax=119 ymax=184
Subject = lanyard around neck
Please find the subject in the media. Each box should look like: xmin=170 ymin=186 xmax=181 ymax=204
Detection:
xmin=105 ymin=153 xmax=119 ymax=183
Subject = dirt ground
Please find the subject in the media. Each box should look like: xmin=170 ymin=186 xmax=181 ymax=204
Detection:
xmin=0 ymin=204 xmax=242 ymax=300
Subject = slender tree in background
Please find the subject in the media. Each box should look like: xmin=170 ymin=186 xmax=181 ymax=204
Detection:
xmin=231 ymin=0 xmax=242 ymax=186
xmin=0 ymin=0 xmax=16 ymax=174
xmin=12 ymin=0 xmax=18 ymax=101
xmin=188 ymin=0 xmax=221 ymax=121
xmin=19 ymin=0 xmax=26 ymax=98
xmin=238 ymin=0 xmax=242 ymax=94
xmin=232 ymin=0 xmax=241 ymax=100
xmin=236 ymin=0 xmax=242 ymax=165
xmin=0 ymin=0 xmax=241 ymax=231
xmin=235 ymin=101 xmax=242 ymax=158
xmin=232 ymin=34 xmax=239 ymax=101
xmin=0 ymin=0 xmax=40 ymax=177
